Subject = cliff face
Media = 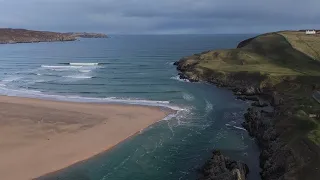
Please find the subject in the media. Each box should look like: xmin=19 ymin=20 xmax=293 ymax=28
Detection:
xmin=175 ymin=31 xmax=320 ymax=180
xmin=0 ymin=28 xmax=108 ymax=44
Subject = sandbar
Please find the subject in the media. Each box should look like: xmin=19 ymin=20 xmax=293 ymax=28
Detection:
xmin=0 ymin=95 xmax=171 ymax=180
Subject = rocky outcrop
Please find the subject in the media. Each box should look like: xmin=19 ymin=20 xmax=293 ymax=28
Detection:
xmin=242 ymin=107 xmax=298 ymax=180
xmin=198 ymin=150 xmax=249 ymax=180
xmin=175 ymin=59 xmax=299 ymax=179
xmin=0 ymin=28 xmax=108 ymax=44
xmin=174 ymin=57 xmax=302 ymax=180
xmin=175 ymin=32 xmax=320 ymax=180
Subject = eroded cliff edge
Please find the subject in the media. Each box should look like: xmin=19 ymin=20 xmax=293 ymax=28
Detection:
xmin=175 ymin=31 xmax=320 ymax=180
xmin=0 ymin=28 xmax=107 ymax=44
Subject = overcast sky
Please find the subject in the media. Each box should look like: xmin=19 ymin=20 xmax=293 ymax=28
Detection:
xmin=0 ymin=0 xmax=319 ymax=34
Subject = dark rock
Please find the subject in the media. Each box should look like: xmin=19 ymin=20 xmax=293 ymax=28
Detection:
xmin=261 ymin=110 xmax=274 ymax=117
xmin=174 ymin=51 xmax=301 ymax=180
xmin=236 ymin=96 xmax=259 ymax=102
xmin=252 ymin=101 xmax=268 ymax=107
xmin=198 ymin=150 xmax=249 ymax=180
xmin=271 ymin=92 xmax=283 ymax=106
xmin=178 ymin=72 xmax=188 ymax=80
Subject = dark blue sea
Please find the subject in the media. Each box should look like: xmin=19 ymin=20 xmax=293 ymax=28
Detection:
xmin=0 ymin=35 xmax=260 ymax=180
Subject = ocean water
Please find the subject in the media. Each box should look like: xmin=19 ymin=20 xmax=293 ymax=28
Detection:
xmin=0 ymin=35 xmax=260 ymax=180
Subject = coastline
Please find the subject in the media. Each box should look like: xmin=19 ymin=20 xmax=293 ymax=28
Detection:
xmin=0 ymin=28 xmax=107 ymax=44
xmin=174 ymin=31 xmax=320 ymax=179
xmin=0 ymin=95 xmax=172 ymax=180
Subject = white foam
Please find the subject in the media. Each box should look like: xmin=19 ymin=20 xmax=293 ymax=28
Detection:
xmin=0 ymin=85 xmax=186 ymax=113
xmin=41 ymin=65 xmax=83 ymax=69
xmin=79 ymin=70 xmax=91 ymax=73
xmin=2 ymin=76 xmax=22 ymax=82
xmin=226 ymin=123 xmax=247 ymax=131
xmin=182 ymin=92 xmax=194 ymax=101
xmin=69 ymin=63 xmax=99 ymax=66
xmin=205 ymin=100 xmax=213 ymax=114
xmin=170 ymin=75 xmax=190 ymax=82
xmin=232 ymin=126 xmax=247 ymax=131
xmin=63 ymin=75 xmax=93 ymax=79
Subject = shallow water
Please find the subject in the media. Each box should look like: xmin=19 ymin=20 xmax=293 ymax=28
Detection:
xmin=0 ymin=35 xmax=260 ymax=180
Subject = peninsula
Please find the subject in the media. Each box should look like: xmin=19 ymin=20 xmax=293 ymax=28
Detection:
xmin=175 ymin=31 xmax=320 ymax=179
xmin=0 ymin=28 xmax=107 ymax=44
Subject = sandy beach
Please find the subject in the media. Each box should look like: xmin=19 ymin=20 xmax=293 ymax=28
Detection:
xmin=0 ymin=95 xmax=171 ymax=180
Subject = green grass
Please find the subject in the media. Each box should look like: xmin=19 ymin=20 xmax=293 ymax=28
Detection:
xmin=279 ymin=31 xmax=320 ymax=61
xmin=308 ymin=128 xmax=320 ymax=145
xmin=183 ymin=32 xmax=320 ymax=78
xmin=181 ymin=31 xmax=320 ymax=145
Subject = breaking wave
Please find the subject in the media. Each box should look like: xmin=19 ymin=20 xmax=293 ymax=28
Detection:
xmin=59 ymin=62 xmax=108 ymax=66
xmin=0 ymin=85 xmax=185 ymax=112
xmin=170 ymin=75 xmax=190 ymax=82
xmin=63 ymin=75 xmax=93 ymax=79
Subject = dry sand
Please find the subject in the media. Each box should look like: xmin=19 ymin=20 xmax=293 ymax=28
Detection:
xmin=0 ymin=95 xmax=171 ymax=180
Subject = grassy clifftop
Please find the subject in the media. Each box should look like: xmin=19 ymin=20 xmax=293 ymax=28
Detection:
xmin=175 ymin=31 xmax=320 ymax=179
xmin=179 ymin=32 xmax=320 ymax=77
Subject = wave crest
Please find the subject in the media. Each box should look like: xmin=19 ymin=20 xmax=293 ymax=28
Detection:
xmin=63 ymin=75 xmax=93 ymax=79
xmin=170 ymin=75 xmax=190 ymax=82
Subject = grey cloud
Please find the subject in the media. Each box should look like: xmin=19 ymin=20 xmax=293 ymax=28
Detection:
xmin=0 ymin=0 xmax=319 ymax=34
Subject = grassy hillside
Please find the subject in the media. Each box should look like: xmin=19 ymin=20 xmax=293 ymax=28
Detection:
xmin=194 ymin=32 xmax=320 ymax=76
xmin=179 ymin=31 xmax=320 ymax=143
xmin=280 ymin=31 xmax=320 ymax=61
xmin=176 ymin=31 xmax=320 ymax=179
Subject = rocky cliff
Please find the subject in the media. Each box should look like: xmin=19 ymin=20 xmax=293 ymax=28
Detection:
xmin=175 ymin=31 xmax=320 ymax=180
xmin=198 ymin=150 xmax=249 ymax=180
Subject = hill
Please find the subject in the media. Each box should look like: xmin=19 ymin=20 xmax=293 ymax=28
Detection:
xmin=175 ymin=31 xmax=320 ymax=180
xmin=0 ymin=28 xmax=107 ymax=44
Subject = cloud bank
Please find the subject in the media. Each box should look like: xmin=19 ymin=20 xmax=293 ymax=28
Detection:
xmin=0 ymin=0 xmax=319 ymax=34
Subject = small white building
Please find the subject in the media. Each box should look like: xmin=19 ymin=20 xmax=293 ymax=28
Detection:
xmin=306 ymin=30 xmax=316 ymax=35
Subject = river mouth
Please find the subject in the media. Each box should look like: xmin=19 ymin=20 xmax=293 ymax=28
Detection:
xmin=0 ymin=35 xmax=260 ymax=180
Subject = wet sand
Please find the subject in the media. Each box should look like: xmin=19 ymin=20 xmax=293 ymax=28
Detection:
xmin=0 ymin=95 xmax=171 ymax=180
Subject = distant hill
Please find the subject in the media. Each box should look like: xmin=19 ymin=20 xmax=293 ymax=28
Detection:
xmin=0 ymin=28 xmax=107 ymax=44
xmin=65 ymin=32 xmax=108 ymax=38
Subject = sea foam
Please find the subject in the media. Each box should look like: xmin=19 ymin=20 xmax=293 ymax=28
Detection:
xmin=63 ymin=75 xmax=93 ymax=79
xmin=69 ymin=63 xmax=99 ymax=66
xmin=0 ymin=85 xmax=185 ymax=112
xmin=170 ymin=75 xmax=190 ymax=82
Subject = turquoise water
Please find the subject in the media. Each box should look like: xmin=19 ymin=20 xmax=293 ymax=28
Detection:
xmin=0 ymin=35 xmax=260 ymax=180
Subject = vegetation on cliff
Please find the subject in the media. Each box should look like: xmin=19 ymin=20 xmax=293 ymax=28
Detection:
xmin=175 ymin=31 xmax=320 ymax=179
xmin=0 ymin=28 xmax=107 ymax=44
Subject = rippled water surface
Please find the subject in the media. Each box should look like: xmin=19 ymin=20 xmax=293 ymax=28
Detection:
xmin=0 ymin=35 xmax=260 ymax=180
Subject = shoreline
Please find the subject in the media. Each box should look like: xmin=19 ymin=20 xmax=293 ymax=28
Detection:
xmin=36 ymin=127 xmax=149 ymax=180
xmin=174 ymin=31 xmax=320 ymax=179
xmin=0 ymin=95 xmax=173 ymax=180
